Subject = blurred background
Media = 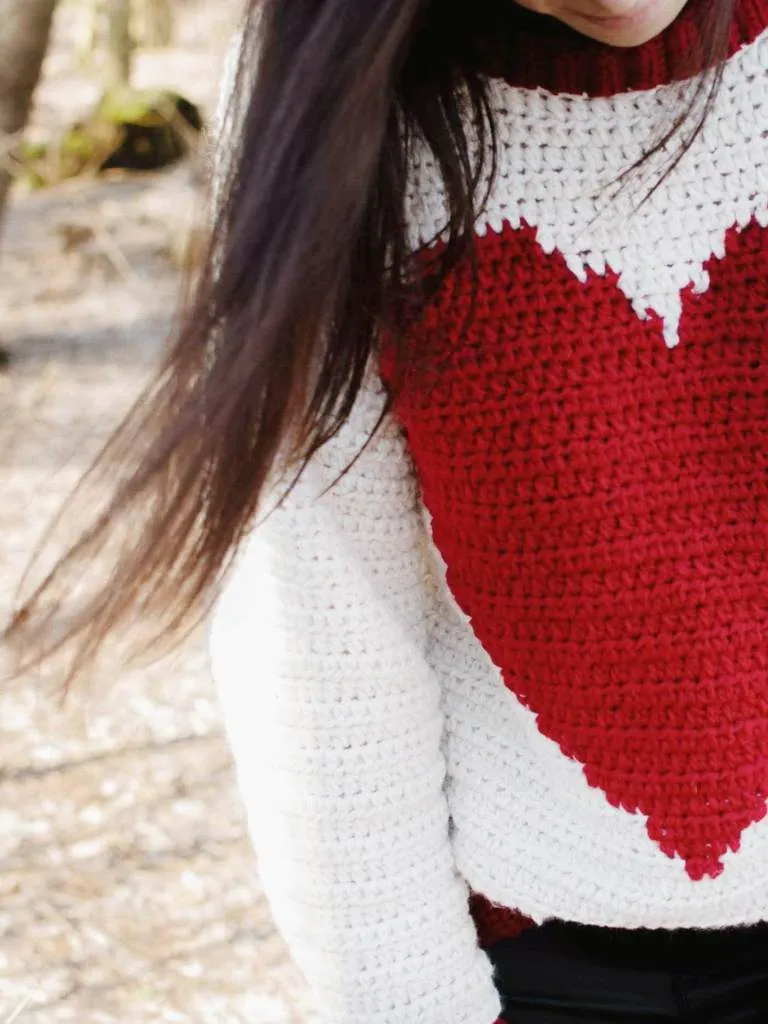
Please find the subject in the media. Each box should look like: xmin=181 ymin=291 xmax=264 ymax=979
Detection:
xmin=0 ymin=2 xmax=312 ymax=1021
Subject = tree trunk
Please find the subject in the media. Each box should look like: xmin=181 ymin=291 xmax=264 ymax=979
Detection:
xmin=104 ymin=0 xmax=133 ymax=89
xmin=136 ymin=0 xmax=174 ymax=48
xmin=75 ymin=0 xmax=103 ymax=68
xmin=0 ymin=0 xmax=59 ymax=230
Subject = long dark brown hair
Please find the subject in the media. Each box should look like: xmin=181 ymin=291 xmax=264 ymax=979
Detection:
xmin=6 ymin=0 xmax=734 ymax=685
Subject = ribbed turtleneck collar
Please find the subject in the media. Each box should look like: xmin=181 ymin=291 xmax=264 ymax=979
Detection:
xmin=493 ymin=0 xmax=768 ymax=96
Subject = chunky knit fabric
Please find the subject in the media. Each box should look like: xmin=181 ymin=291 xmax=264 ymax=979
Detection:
xmin=210 ymin=7 xmax=768 ymax=1024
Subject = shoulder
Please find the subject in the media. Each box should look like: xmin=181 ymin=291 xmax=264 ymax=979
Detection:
xmin=264 ymin=371 xmax=417 ymax=525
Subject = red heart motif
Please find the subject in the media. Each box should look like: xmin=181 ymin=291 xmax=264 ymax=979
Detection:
xmin=392 ymin=219 xmax=768 ymax=881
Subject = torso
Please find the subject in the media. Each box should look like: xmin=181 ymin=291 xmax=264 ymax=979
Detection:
xmin=385 ymin=6 xmax=768 ymax=936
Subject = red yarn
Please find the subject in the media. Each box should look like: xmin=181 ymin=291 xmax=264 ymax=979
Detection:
xmin=470 ymin=893 xmax=536 ymax=948
xmin=389 ymin=219 xmax=768 ymax=883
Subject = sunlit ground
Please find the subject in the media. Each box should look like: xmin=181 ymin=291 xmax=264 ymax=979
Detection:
xmin=0 ymin=3 xmax=313 ymax=1021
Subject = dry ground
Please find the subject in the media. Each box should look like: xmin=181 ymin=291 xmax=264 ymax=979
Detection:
xmin=0 ymin=3 xmax=313 ymax=1021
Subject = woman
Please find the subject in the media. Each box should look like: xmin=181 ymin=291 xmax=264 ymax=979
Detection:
xmin=8 ymin=0 xmax=768 ymax=1021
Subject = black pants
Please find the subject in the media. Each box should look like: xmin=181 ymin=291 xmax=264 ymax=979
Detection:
xmin=487 ymin=919 xmax=768 ymax=1023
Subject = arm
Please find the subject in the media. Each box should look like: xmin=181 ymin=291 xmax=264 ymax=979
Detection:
xmin=209 ymin=378 xmax=501 ymax=1024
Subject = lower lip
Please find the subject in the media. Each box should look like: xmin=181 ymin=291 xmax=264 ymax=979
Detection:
xmin=569 ymin=0 xmax=663 ymax=30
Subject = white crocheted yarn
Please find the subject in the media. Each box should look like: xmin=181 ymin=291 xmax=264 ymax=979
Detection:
xmin=210 ymin=381 xmax=501 ymax=1024
xmin=408 ymin=28 xmax=768 ymax=347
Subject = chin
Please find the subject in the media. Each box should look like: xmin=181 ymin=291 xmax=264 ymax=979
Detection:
xmin=563 ymin=1 xmax=688 ymax=49
xmin=584 ymin=24 xmax=676 ymax=46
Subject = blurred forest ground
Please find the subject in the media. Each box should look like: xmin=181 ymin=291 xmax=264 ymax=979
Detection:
xmin=0 ymin=2 xmax=312 ymax=1021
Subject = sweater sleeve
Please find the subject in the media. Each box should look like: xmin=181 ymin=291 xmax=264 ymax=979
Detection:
xmin=208 ymin=378 xmax=501 ymax=1024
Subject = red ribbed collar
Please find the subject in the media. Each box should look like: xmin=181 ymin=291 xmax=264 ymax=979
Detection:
xmin=496 ymin=0 xmax=768 ymax=96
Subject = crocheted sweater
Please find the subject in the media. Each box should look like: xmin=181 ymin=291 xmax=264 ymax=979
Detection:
xmin=210 ymin=5 xmax=768 ymax=1024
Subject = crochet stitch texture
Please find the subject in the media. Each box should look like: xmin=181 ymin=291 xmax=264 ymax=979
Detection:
xmin=211 ymin=6 xmax=768 ymax=1024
